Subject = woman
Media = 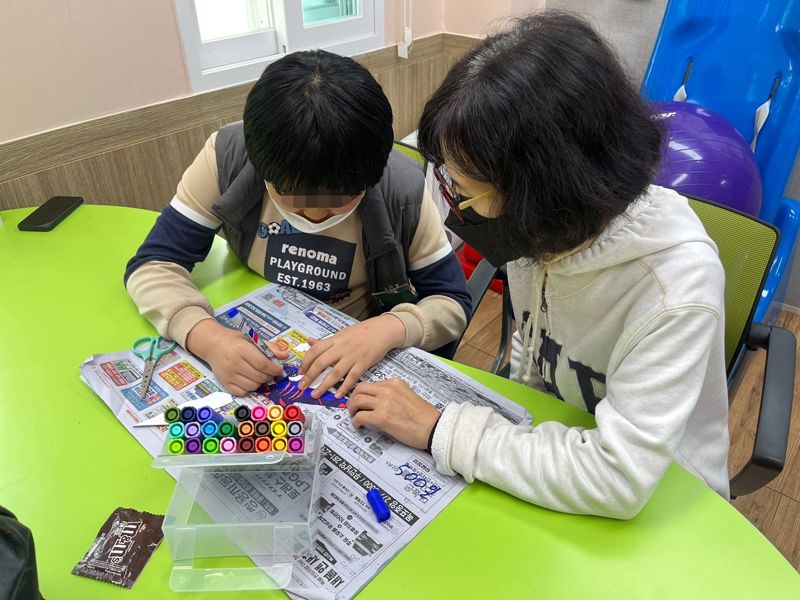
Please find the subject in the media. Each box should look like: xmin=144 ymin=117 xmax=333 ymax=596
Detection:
xmin=347 ymin=12 xmax=729 ymax=519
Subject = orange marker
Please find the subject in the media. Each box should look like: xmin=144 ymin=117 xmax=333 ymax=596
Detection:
xmin=238 ymin=420 xmax=254 ymax=437
xmin=267 ymin=404 xmax=284 ymax=421
xmin=255 ymin=437 xmax=272 ymax=453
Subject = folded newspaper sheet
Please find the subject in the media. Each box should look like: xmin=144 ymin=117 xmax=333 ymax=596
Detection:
xmin=81 ymin=283 xmax=531 ymax=599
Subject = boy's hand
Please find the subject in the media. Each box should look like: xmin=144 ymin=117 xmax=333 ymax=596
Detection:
xmin=299 ymin=314 xmax=406 ymax=399
xmin=186 ymin=319 xmax=288 ymax=397
xmin=347 ymin=379 xmax=441 ymax=449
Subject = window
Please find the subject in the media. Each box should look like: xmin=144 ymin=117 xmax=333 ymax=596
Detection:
xmin=175 ymin=0 xmax=385 ymax=92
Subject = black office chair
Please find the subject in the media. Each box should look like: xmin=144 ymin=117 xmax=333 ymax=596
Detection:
xmin=466 ymin=197 xmax=796 ymax=497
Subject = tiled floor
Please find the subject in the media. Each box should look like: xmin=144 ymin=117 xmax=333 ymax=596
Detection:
xmin=454 ymin=291 xmax=800 ymax=570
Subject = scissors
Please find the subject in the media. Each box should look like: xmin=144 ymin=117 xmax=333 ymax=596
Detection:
xmin=132 ymin=336 xmax=177 ymax=397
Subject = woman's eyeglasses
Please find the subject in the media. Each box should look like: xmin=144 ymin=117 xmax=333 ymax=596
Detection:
xmin=433 ymin=165 xmax=465 ymax=223
xmin=433 ymin=165 xmax=493 ymax=223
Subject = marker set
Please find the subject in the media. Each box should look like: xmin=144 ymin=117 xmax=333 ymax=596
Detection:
xmin=164 ymin=402 xmax=306 ymax=456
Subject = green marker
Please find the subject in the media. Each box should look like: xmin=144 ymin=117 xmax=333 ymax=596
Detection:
xmin=202 ymin=437 xmax=219 ymax=454
xmin=168 ymin=438 xmax=185 ymax=455
xmin=164 ymin=406 xmax=181 ymax=423
xmin=218 ymin=420 xmax=237 ymax=438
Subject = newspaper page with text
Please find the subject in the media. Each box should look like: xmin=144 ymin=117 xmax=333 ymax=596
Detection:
xmin=81 ymin=283 xmax=531 ymax=598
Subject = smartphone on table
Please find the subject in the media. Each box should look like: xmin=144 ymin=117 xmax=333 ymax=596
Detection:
xmin=17 ymin=196 xmax=83 ymax=231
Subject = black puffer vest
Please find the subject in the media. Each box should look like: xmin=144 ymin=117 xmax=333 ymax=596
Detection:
xmin=211 ymin=121 xmax=424 ymax=312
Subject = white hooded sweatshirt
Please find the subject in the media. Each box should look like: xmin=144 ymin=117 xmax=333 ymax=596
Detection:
xmin=431 ymin=185 xmax=730 ymax=519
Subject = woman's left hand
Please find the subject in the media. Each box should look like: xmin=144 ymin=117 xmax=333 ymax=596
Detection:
xmin=299 ymin=314 xmax=406 ymax=399
xmin=347 ymin=379 xmax=441 ymax=449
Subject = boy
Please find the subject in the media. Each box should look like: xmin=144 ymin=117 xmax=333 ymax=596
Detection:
xmin=125 ymin=50 xmax=471 ymax=397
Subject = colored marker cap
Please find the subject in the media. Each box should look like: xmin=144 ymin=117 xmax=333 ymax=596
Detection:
xmin=219 ymin=437 xmax=237 ymax=454
xmin=201 ymin=421 xmax=219 ymax=438
xmin=272 ymin=437 xmax=287 ymax=452
xmin=168 ymin=422 xmax=185 ymax=438
xmin=287 ymin=421 xmax=303 ymax=437
xmin=251 ymin=405 xmax=268 ymax=422
xmin=164 ymin=407 xmax=181 ymax=423
xmin=270 ymin=420 xmax=287 ymax=437
xmin=167 ymin=439 xmax=185 ymax=455
xmin=367 ymin=489 xmax=390 ymax=522
xmin=238 ymin=437 xmax=255 ymax=453
xmin=284 ymin=404 xmax=305 ymax=422
xmin=255 ymin=437 xmax=272 ymax=453
xmin=287 ymin=437 xmax=304 ymax=454
xmin=238 ymin=420 xmax=254 ymax=437
xmin=254 ymin=421 xmax=271 ymax=437
xmin=185 ymin=437 xmax=202 ymax=454
xmin=202 ymin=437 xmax=219 ymax=454
xmin=180 ymin=406 xmax=197 ymax=423
xmin=184 ymin=422 xmax=201 ymax=438
xmin=218 ymin=420 xmax=236 ymax=437
xmin=267 ymin=405 xmax=283 ymax=421
xmin=234 ymin=405 xmax=251 ymax=422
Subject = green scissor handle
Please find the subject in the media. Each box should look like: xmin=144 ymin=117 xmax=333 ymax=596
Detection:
xmin=131 ymin=335 xmax=177 ymax=362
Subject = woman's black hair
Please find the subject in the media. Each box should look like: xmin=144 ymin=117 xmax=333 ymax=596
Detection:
xmin=418 ymin=11 xmax=662 ymax=260
xmin=243 ymin=50 xmax=393 ymax=195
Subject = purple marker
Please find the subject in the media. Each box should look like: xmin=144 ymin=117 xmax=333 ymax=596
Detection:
xmin=184 ymin=437 xmax=202 ymax=454
xmin=197 ymin=405 xmax=222 ymax=423
xmin=184 ymin=422 xmax=201 ymax=438
xmin=287 ymin=437 xmax=304 ymax=454
xmin=219 ymin=437 xmax=237 ymax=454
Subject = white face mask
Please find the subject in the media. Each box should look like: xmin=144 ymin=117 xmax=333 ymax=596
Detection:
xmin=268 ymin=190 xmax=360 ymax=234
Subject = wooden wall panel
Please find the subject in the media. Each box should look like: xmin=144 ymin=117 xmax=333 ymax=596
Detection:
xmin=0 ymin=34 xmax=479 ymax=212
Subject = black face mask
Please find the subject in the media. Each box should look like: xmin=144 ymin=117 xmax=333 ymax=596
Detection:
xmin=445 ymin=207 xmax=524 ymax=267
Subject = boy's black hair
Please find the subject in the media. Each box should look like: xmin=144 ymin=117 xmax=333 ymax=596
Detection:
xmin=243 ymin=50 xmax=393 ymax=196
xmin=417 ymin=11 xmax=663 ymax=260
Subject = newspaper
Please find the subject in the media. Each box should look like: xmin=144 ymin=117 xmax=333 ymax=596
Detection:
xmin=81 ymin=283 xmax=531 ymax=599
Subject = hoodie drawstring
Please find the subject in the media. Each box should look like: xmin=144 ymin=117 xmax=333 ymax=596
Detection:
xmin=520 ymin=269 xmax=547 ymax=385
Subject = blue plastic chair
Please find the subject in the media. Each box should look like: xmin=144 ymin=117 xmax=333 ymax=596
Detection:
xmin=641 ymin=0 xmax=800 ymax=323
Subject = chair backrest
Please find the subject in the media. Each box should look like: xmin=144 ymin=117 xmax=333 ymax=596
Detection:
xmin=393 ymin=141 xmax=427 ymax=170
xmin=687 ymin=197 xmax=779 ymax=373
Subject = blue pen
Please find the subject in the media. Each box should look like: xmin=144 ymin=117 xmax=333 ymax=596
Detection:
xmin=367 ymin=488 xmax=391 ymax=523
xmin=225 ymin=308 xmax=286 ymax=375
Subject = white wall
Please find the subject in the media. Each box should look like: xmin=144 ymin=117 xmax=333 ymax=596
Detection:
xmin=0 ymin=0 xmax=189 ymax=143
xmin=1 ymin=1 xmax=537 ymax=144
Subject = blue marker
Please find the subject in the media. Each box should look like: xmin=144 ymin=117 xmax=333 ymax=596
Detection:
xmin=225 ymin=308 xmax=285 ymax=375
xmin=366 ymin=489 xmax=390 ymax=523
xmin=196 ymin=405 xmax=222 ymax=423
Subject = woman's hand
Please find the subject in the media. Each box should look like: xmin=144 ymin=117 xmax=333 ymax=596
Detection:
xmin=347 ymin=379 xmax=441 ymax=449
xmin=299 ymin=314 xmax=406 ymax=399
xmin=186 ymin=319 xmax=289 ymax=396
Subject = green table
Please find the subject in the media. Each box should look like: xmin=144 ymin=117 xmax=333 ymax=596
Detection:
xmin=1 ymin=205 xmax=798 ymax=599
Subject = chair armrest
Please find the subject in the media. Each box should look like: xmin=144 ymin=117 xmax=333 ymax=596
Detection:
xmin=729 ymin=323 xmax=796 ymax=497
xmin=467 ymin=258 xmax=500 ymax=307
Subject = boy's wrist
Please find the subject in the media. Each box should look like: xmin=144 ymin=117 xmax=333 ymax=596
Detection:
xmin=185 ymin=318 xmax=225 ymax=361
xmin=379 ymin=312 xmax=409 ymax=348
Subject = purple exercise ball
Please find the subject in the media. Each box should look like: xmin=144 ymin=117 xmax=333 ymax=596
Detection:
xmin=652 ymin=101 xmax=762 ymax=216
